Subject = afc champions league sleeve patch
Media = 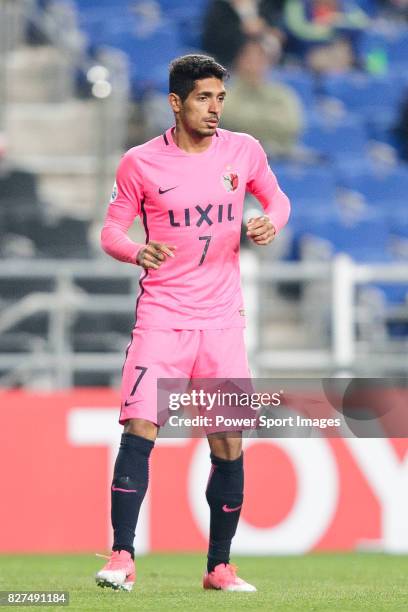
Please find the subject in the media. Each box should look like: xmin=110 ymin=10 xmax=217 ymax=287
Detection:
xmin=110 ymin=180 xmax=118 ymax=203
xmin=222 ymin=170 xmax=239 ymax=192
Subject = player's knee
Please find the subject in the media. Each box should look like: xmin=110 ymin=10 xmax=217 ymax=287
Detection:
xmin=123 ymin=418 xmax=157 ymax=441
xmin=206 ymin=453 xmax=244 ymax=504
xmin=208 ymin=436 xmax=242 ymax=461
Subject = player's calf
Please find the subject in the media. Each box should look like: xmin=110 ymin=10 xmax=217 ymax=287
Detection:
xmin=111 ymin=433 xmax=154 ymax=557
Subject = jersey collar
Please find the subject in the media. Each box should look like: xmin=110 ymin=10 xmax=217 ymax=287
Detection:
xmin=163 ymin=126 xmax=219 ymax=156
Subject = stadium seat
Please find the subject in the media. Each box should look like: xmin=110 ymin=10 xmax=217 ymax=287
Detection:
xmin=0 ymin=168 xmax=42 ymax=237
xmin=358 ymin=28 xmax=408 ymax=67
xmin=301 ymin=208 xmax=388 ymax=255
xmin=76 ymin=0 xmax=117 ymax=5
xmin=72 ymin=332 xmax=127 ymax=353
xmin=364 ymin=109 xmax=398 ymax=147
xmin=157 ymin=0 xmax=209 ymax=47
xmin=75 ymin=0 xmax=208 ymax=93
xmin=270 ymin=69 xmax=315 ymax=107
xmin=2 ymin=202 xmax=42 ymax=238
xmin=158 ymin=0 xmax=209 ymax=18
xmin=99 ymin=23 xmax=186 ymax=93
xmin=336 ymin=163 xmax=408 ymax=206
xmin=390 ymin=209 xmax=408 ymax=237
xmin=351 ymin=249 xmax=408 ymax=306
xmin=74 ymin=372 xmax=112 ymax=386
xmin=75 ymin=0 xmax=191 ymax=93
xmin=0 ymin=278 xmax=55 ymax=300
xmin=321 ymin=72 xmax=403 ymax=115
xmin=354 ymin=0 xmax=378 ymax=17
xmin=301 ymin=114 xmax=367 ymax=161
xmin=388 ymin=207 xmax=408 ymax=261
xmin=73 ymin=311 xmax=134 ymax=335
xmin=75 ymin=278 xmax=132 ymax=296
xmin=175 ymin=15 xmax=203 ymax=48
xmin=0 ymin=168 xmax=39 ymax=201
xmin=72 ymin=312 xmax=133 ymax=352
xmin=275 ymin=163 xmax=337 ymax=260
xmin=26 ymin=217 xmax=91 ymax=259
xmin=0 ymin=332 xmax=47 ymax=354
xmin=286 ymin=205 xmax=334 ymax=261
xmin=378 ymin=285 xmax=408 ymax=305
xmin=272 ymin=163 xmax=336 ymax=204
xmin=300 ymin=217 xmax=406 ymax=304
xmin=78 ymin=11 xmax=130 ymax=48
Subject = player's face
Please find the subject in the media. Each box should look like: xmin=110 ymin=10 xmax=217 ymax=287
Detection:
xmin=177 ymin=77 xmax=226 ymax=137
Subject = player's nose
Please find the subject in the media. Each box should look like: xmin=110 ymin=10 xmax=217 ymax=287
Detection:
xmin=208 ymin=99 xmax=219 ymax=114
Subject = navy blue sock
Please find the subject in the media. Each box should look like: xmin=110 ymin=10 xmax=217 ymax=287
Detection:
xmin=206 ymin=453 xmax=244 ymax=573
xmin=111 ymin=432 xmax=154 ymax=558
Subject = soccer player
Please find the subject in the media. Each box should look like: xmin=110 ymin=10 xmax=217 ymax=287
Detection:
xmin=96 ymin=54 xmax=290 ymax=593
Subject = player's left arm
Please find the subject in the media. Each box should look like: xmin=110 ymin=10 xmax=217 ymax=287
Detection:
xmin=246 ymin=138 xmax=291 ymax=246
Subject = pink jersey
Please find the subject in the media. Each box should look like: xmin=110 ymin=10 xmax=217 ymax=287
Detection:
xmin=101 ymin=126 xmax=290 ymax=329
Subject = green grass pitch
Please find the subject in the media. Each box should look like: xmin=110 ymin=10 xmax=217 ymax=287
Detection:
xmin=0 ymin=553 xmax=408 ymax=611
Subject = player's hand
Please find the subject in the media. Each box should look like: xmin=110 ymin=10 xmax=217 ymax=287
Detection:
xmin=246 ymin=216 xmax=276 ymax=245
xmin=137 ymin=241 xmax=176 ymax=270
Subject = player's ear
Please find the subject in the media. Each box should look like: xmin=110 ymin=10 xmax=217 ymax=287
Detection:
xmin=168 ymin=92 xmax=182 ymax=113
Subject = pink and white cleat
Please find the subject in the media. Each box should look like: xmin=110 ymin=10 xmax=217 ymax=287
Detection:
xmin=95 ymin=550 xmax=135 ymax=592
xmin=203 ymin=563 xmax=257 ymax=592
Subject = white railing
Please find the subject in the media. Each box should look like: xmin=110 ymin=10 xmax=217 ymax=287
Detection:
xmin=256 ymin=255 xmax=408 ymax=374
xmin=0 ymin=254 xmax=407 ymax=388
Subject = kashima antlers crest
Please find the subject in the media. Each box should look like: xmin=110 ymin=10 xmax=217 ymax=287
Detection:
xmin=110 ymin=181 xmax=118 ymax=203
xmin=222 ymin=172 xmax=239 ymax=192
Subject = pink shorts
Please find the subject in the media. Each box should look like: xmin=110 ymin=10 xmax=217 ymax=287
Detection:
xmin=119 ymin=328 xmax=250 ymax=426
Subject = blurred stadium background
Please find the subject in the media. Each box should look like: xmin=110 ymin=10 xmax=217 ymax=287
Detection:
xmin=0 ymin=0 xmax=408 ymax=561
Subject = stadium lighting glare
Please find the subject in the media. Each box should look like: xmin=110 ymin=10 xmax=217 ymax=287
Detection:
xmin=92 ymin=80 xmax=112 ymax=99
xmin=87 ymin=65 xmax=110 ymax=83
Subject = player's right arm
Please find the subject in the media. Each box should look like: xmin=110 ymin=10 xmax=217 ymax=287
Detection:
xmin=101 ymin=151 xmax=175 ymax=269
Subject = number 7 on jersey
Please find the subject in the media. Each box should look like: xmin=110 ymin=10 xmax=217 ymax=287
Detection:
xmin=198 ymin=235 xmax=212 ymax=266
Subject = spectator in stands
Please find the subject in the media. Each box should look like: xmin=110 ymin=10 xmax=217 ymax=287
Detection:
xmin=202 ymin=0 xmax=285 ymax=67
xmin=221 ymin=38 xmax=304 ymax=158
xmin=283 ymin=0 xmax=369 ymax=72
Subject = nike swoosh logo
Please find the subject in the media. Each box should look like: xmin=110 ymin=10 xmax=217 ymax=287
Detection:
xmin=112 ymin=486 xmax=138 ymax=493
xmin=124 ymin=399 xmax=139 ymax=407
xmin=158 ymin=186 xmax=178 ymax=194
xmin=222 ymin=504 xmax=242 ymax=513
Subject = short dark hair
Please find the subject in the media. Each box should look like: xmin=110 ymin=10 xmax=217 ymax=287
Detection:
xmin=169 ymin=54 xmax=228 ymax=101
